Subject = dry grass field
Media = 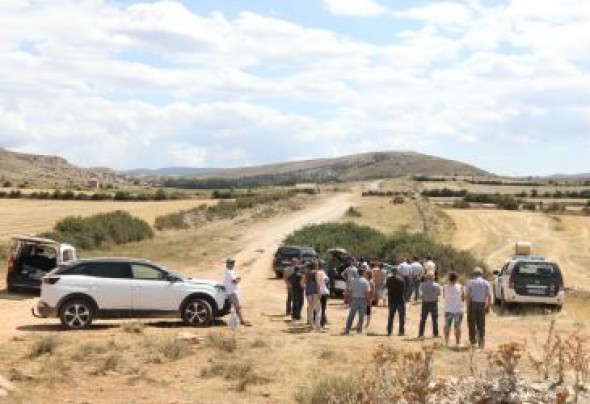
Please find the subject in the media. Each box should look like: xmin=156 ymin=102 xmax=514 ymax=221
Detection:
xmin=0 ymin=186 xmax=589 ymax=403
xmin=0 ymin=199 xmax=217 ymax=245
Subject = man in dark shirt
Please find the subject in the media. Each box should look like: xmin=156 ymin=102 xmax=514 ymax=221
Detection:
xmin=289 ymin=265 xmax=304 ymax=321
xmin=386 ymin=269 xmax=407 ymax=336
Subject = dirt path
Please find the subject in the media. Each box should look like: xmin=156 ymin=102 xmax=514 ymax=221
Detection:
xmin=446 ymin=209 xmax=590 ymax=290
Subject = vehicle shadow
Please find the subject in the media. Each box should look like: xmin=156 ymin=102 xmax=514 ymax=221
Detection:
xmin=492 ymin=303 xmax=558 ymax=317
xmin=16 ymin=324 xmax=118 ymax=332
xmin=145 ymin=319 xmax=227 ymax=328
xmin=0 ymin=288 xmax=38 ymax=301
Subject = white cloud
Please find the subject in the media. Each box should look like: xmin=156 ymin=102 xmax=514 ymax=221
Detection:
xmin=322 ymin=0 xmax=386 ymax=17
xmin=0 ymin=1 xmax=589 ymax=174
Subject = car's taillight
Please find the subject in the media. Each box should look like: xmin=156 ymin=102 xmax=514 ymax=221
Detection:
xmin=6 ymin=257 xmax=15 ymax=274
xmin=559 ymin=277 xmax=564 ymax=291
xmin=508 ymin=274 xmax=515 ymax=289
xmin=42 ymin=277 xmax=60 ymax=285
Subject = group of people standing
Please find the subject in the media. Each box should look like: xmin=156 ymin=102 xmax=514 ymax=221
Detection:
xmin=225 ymin=255 xmax=493 ymax=348
xmin=342 ymin=258 xmax=493 ymax=348
xmin=284 ymin=258 xmax=330 ymax=331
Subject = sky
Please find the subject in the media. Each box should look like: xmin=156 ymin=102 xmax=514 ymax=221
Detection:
xmin=0 ymin=0 xmax=589 ymax=176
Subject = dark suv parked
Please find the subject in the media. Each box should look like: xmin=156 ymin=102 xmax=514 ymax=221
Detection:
xmin=272 ymin=245 xmax=318 ymax=278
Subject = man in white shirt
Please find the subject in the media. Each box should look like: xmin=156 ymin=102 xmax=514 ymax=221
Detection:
xmin=424 ymin=256 xmax=437 ymax=281
xmin=398 ymin=258 xmax=412 ymax=300
xmin=223 ymin=258 xmax=251 ymax=327
xmin=410 ymin=257 xmax=424 ymax=302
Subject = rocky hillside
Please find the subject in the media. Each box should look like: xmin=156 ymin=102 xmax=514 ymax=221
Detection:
xmin=0 ymin=148 xmax=122 ymax=187
xmin=196 ymin=151 xmax=489 ymax=181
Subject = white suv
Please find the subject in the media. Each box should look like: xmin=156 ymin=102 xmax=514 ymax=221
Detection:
xmin=32 ymin=258 xmax=230 ymax=329
xmin=493 ymin=256 xmax=564 ymax=311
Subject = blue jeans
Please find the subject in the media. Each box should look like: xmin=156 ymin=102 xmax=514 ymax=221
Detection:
xmin=345 ymin=297 xmax=368 ymax=333
xmin=419 ymin=301 xmax=439 ymax=337
xmin=387 ymin=301 xmax=406 ymax=335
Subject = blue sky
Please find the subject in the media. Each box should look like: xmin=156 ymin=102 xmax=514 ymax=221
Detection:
xmin=0 ymin=0 xmax=589 ymax=175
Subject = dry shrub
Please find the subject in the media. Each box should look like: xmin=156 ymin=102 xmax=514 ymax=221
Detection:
xmin=565 ymin=334 xmax=590 ymax=403
xmin=28 ymin=335 xmax=60 ymax=359
xmin=294 ymin=374 xmax=359 ymax=404
xmin=144 ymin=337 xmax=190 ymax=363
xmin=361 ymin=343 xmax=439 ymax=403
xmin=37 ymin=356 xmax=70 ymax=385
xmin=249 ymin=337 xmax=269 ymax=349
xmin=70 ymin=342 xmax=108 ymax=362
xmin=201 ymin=360 xmax=269 ymax=392
xmin=91 ymin=353 xmax=123 ymax=376
xmin=527 ymin=321 xmax=590 ymax=402
xmin=206 ymin=332 xmax=237 ymax=353
xmin=120 ymin=321 xmax=145 ymax=334
xmin=486 ymin=342 xmax=525 ymax=395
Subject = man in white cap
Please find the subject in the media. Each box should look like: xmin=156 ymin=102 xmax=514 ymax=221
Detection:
xmin=223 ymin=258 xmax=251 ymax=327
xmin=466 ymin=267 xmax=491 ymax=348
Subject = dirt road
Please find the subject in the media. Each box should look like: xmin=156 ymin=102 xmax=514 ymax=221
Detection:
xmin=446 ymin=209 xmax=590 ymax=290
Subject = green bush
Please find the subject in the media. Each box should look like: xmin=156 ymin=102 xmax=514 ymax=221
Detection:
xmin=41 ymin=210 xmax=153 ymax=250
xmin=284 ymin=222 xmax=387 ymax=259
xmin=154 ymin=211 xmax=190 ymax=230
xmin=284 ymin=223 xmax=485 ymax=280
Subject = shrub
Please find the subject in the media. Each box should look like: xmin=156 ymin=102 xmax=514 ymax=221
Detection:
xmin=206 ymin=332 xmax=238 ymax=353
xmin=345 ymin=206 xmax=362 ymax=217
xmin=294 ymin=374 xmax=359 ymax=403
xmin=285 ymin=223 xmax=485 ymax=280
xmin=452 ymin=199 xmax=471 ymax=209
xmin=154 ymin=211 xmax=190 ymax=230
xmin=522 ymin=202 xmax=537 ymax=211
xmin=41 ymin=210 xmax=153 ymax=250
xmin=284 ymin=222 xmax=387 ymax=259
xmin=28 ymin=335 xmax=60 ymax=359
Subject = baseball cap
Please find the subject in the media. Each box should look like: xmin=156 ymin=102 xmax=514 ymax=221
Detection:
xmin=226 ymin=258 xmax=235 ymax=264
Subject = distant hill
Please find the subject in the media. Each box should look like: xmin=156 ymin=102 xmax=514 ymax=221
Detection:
xmin=0 ymin=148 xmax=124 ymax=187
xmin=126 ymin=167 xmax=222 ymax=177
xmin=191 ymin=151 xmax=490 ymax=181
xmin=0 ymin=149 xmax=489 ymax=187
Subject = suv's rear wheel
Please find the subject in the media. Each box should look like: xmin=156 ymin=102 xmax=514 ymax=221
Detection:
xmin=59 ymin=299 xmax=94 ymax=329
xmin=181 ymin=298 xmax=213 ymax=327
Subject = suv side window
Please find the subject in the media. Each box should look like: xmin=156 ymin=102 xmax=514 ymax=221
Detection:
xmin=88 ymin=262 xmax=132 ymax=279
xmin=131 ymin=264 xmax=165 ymax=280
xmin=59 ymin=262 xmax=131 ymax=278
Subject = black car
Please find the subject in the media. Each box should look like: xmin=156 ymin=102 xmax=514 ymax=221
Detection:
xmin=272 ymin=245 xmax=318 ymax=278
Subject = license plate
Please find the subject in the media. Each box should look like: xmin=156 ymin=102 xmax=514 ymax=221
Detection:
xmin=526 ymin=288 xmax=547 ymax=295
xmin=334 ymin=280 xmax=346 ymax=291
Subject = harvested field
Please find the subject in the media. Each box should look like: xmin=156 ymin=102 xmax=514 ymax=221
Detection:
xmin=0 ymin=199 xmax=216 ymax=244
xmin=446 ymin=209 xmax=590 ymax=290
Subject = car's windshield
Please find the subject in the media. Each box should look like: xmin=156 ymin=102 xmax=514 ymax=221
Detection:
xmin=514 ymin=262 xmax=559 ymax=277
xmin=278 ymin=248 xmax=301 ymax=260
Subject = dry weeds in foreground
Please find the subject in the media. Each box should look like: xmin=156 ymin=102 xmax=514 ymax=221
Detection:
xmin=295 ymin=322 xmax=589 ymax=404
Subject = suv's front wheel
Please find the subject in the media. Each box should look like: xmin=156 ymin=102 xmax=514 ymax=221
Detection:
xmin=181 ymin=298 xmax=213 ymax=327
xmin=59 ymin=299 xmax=94 ymax=329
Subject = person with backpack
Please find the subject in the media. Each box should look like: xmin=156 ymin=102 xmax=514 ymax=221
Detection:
xmin=288 ymin=264 xmax=304 ymax=322
xmin=304 ymin=260 xmax=321 ymax=330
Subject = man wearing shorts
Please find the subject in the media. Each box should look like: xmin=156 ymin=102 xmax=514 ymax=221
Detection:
xmin=443 ymin=271 xmax=464 ymax=346
xmin=223 ymin=258 xmax=251 ymax=327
